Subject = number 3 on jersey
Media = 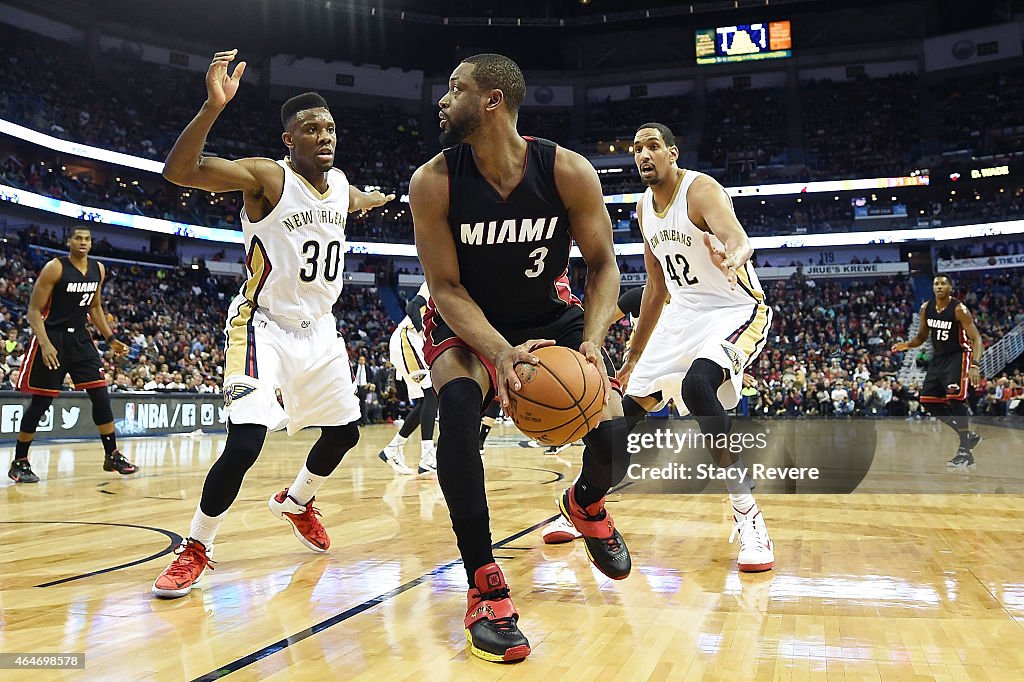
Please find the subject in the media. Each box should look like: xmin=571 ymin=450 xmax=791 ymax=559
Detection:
xmin=525 ymin=246 xmax=548 ymax=278
xmin=664 ymin=254 xmax=698 ymax=287
xmin=299 ymin=240 xmax=342 ymax=282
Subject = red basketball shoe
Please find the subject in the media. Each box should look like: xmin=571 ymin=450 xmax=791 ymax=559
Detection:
xmin=558 ymin=485 xmax=631 ymax=579
xmin=152 ymin=539 xmax=215 ymax=598
xmin=268 ymin=489 xmax=330 ymax=552
xmin=464 ymin=563 xmax=531 ymax=663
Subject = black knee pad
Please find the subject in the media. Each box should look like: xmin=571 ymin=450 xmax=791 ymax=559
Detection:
xmin=419 ymin=388 xmax=438 ymax=440
xmin=86 ymin=386 xmax=114 ymax=425
xmin=582 ymin=418 xmax=630 ymax=489
xmin=19 ymin=395 xmax=53 ymax=434
xmin=622 ymin=395 xmax=649 ymax=432
xmin=682 ymin=359 xmax=731 ymax=436
xmin=307 ymin=423 xmax=360 ymax=476
xmin=221 ymin=421 xmax=267 ymax=471
xmin=437 ymin=378 xmax=488 ymax=516
xmin=319 ymin=422 xmax=360 ymax=451
xmin=438 ymin=378 xmax=484 ymax=450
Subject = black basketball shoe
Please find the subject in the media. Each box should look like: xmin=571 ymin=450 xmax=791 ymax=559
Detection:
xmin=8 ymin=459 xmax=40 ymax=483
xmin=463 ymin=563 xmax=531 ymax=663
xmin=103 ymin=450 xmax=139 ymax=475
xmin=558 ymin=485 xmax=631 ymax=580
xmin=947 ymin=450 xmax=975 ymax=468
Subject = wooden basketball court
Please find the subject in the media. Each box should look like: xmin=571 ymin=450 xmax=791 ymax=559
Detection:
xmin=2 ymin=420 xmax=1024 ymax=680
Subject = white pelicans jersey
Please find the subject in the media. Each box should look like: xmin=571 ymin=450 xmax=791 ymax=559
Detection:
xmin=239 ymin=159 xmax=351 ymax=326
xmin=638 ymin=170 xmax=764 ymax=309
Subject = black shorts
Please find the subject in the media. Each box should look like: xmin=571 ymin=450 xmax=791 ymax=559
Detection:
xmin=423 ymin=304 xmax=617 ymax=395
xmin=19 ymin=326 xmax=104 ymax=396
xmin=921 ymin=352 xmax=969 ymax=403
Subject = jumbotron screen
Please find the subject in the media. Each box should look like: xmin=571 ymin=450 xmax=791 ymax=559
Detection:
xmin=695 ymin=21 xmax=792 ymax=65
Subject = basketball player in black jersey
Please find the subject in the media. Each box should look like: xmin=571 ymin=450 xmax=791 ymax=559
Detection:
xmin=8 ymin=227 xmax=137 ymax=483
xmin=893 ymin=275 xmax=984 ymax=467
xmin=410 ymin=53 xmax=629 ymax=663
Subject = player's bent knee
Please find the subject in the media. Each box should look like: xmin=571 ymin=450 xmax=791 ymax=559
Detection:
xmin=318 ymin=422 xmax=360 ymax=452
xmin=583 ymin=418 xmax=630 ymax=487
xmin=86 ymin=386 xmax=114 ymax=425
xmin=222 ymin=422 xmax=268 ymax=470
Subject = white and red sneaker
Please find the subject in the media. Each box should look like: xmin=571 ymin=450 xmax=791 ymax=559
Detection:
xmin=730 ymin=504 xmax=775 ymax=572
xmin=268 ymin=488 xmax=330 ymax=552
xmin=152 ymin=539 xmax=215 ymax=598
xmin=541 ymin=515 xmax=582 ymax=544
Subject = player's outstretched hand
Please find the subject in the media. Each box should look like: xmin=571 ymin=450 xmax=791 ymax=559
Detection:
xmin=579 ymin=341 xmax=611 ymax=405
xmin=206 ymin=49 xmax=246 ymax=110
xmin=358 ymin=191 xmax=396 ymax=217
xmin=891 ymin=341 xmax=910 ymax=353
xmin=494 ymin=338 xmax=556 ymax=409
xmin=969 ymin=364 xmax=982 ymax=388
xmin=109 ymin=339 xmax=131 ymax=356
xmin=703 ymin=232 xmax=739 ymax=289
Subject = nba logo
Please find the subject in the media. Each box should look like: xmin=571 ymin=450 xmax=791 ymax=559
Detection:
xmin=125 ymin=402 xmax=136 ymax=425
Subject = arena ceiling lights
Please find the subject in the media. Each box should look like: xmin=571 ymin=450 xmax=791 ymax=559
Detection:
xmin=305 ymin=0 xmax=827 ymax=27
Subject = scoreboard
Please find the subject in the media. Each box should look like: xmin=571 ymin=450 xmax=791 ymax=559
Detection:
xmin=695 ymin=21 xmax=792 ymax=65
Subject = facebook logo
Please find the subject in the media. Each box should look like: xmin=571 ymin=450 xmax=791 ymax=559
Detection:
xmin=1 ymin=405 xmax=22 ymax=434
xmin=182 ymin=404 xmax=196 ymax=427
xmin=1 ymin=405 xmax=52 ymax=433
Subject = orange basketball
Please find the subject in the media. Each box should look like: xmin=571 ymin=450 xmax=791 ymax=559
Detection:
xmin=506 ymin=346 xmax=606 ymax=446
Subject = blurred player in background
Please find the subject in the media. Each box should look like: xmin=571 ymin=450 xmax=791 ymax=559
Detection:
xmin=893 ymin=275 xmax=983 ymax=467
xmin=381 ymin=280 xmax=438 ymax=474
xmin=8 ymin=226 xmax=136 ymax=483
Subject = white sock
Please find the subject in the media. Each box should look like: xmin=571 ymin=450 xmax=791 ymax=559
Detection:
xmin=189 ymin=506 xmax=229 ymax=549
xmin=730 ymin=494 xmax=756 ymax=516
xmin=288 ymin=465 xmax=327 ymax=506
xmin=421 ymin=440 xmax=435 ymax=458
xmin=388 ymin=433 xmax=408 ymax=448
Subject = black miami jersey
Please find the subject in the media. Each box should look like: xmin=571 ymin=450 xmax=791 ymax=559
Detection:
xmin=442 ymin=136 xmax=577 ymax=329
xmin=45 ymin=257 xmax=102 ymax=329
xmin=925 ymin=298 xmax=971 ymax=356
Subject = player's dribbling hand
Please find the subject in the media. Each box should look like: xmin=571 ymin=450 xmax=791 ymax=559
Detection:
xmin=40 ymin=342 xmax=59 ymax=370
xmin=494 ymin=339 xmax=556 ymax=409
xmin=891 ymin=341 xmax=910 ymax=353
xmin=205 ymin=49 xmax=246 ymax=110
xmin=969 ymin=365 xmax=982 ymax=388
xmin=579 ymin=341 xmax=611 ymax=405
xmin=703 ymin=233 xmax=739 ymax=289
xmin=109 ymin=339 xmax=130 ymax=357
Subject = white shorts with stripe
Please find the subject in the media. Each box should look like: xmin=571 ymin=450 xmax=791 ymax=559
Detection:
xmin=222 ymin=295 xmax=361 ymax=435
xmin=625 ymin=301 xmax=772 ymax=414
xmin=389 ymin=324 xmax=431 ymax=400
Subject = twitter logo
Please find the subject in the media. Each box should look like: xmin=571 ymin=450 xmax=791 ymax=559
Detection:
xmin=62 ymin=406 xmax=81 ymax=429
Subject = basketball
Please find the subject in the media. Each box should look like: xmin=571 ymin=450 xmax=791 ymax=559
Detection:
xmin=506 ymin=346 xmax=606 ymax=446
